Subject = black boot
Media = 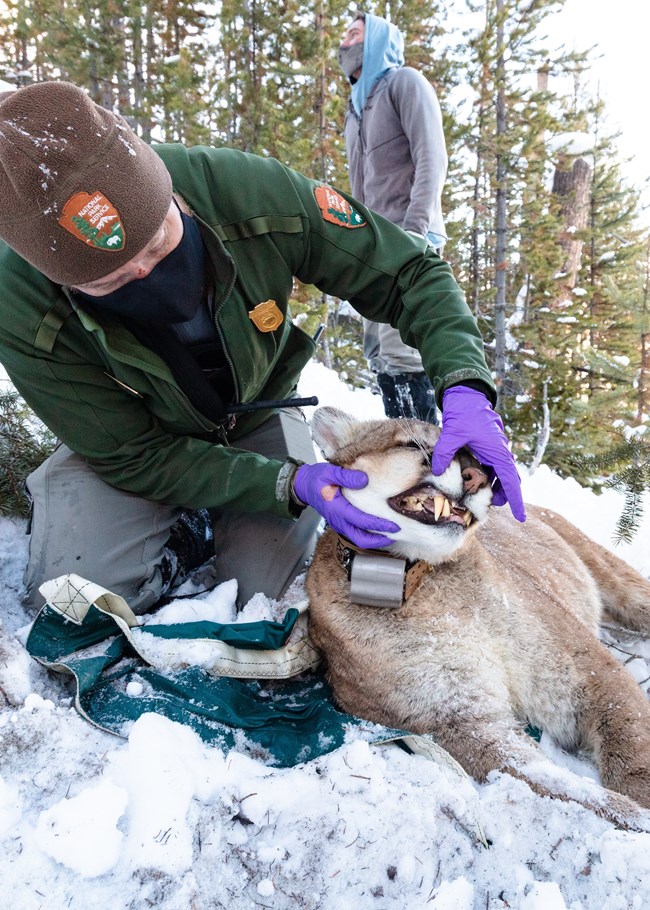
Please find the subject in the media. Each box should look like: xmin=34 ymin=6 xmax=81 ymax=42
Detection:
xmin=159 ymin=508 xmax=214 ymax=595
xmin=376 ymin=371 xmax=439 ymax=424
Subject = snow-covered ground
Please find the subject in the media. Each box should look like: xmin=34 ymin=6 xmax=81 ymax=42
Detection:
xmin=1 ymin=361 xmax=649 ymax=909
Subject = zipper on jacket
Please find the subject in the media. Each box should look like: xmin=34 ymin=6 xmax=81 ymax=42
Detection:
xmin=165 ymin=381 xmax=230 ymax=444
xmin=208 ymin=251 xmax=241 ymax=407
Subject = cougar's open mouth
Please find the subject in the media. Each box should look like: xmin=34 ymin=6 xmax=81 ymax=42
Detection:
xmin=388 ymin=484 xmax=474 ymax=527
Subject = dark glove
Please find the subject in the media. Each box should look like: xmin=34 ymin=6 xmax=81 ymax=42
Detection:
xmin=293 ymin=463 xmax=400 ymax=548
xmin=431 ymin=387 xmax=526 ymax=522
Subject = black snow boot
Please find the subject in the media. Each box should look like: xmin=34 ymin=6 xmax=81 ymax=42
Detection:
xmin=376 ymin=371 xmax=439 ymax=425
xmin=159 ymin=508 xmax=215 ymax=595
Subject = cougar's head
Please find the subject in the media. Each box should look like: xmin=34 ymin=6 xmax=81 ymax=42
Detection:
xmin=310 ymin=407 xmax=493 ymax=564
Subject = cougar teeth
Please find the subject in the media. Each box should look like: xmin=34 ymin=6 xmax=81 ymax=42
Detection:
xmin=392 ymin=488 xmax=474 ymax=528
xmin=401 ymin=496 xmax=425 ymax=512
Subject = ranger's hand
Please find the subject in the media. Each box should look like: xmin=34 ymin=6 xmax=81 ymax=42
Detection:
xmin=431 ymin=387 xmax=526 ymax=522
xmin=293 ymin=463 xmax=400 ymax=548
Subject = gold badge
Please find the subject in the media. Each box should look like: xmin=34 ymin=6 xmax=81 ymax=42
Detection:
xmin=249 ymin=300 xmax=284 ymax=332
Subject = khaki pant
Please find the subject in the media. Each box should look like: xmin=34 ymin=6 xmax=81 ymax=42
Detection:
xmin=362 ymin=319 xmax=425 ymax=375
xmin=24 ymin=408 xmax=320 ymax=614
xmin=362 ymin=238 xmax=444 ymax=376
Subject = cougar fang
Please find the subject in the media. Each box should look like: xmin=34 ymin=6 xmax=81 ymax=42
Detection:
xmin=306 ymin=407 xmax=650 ymax=830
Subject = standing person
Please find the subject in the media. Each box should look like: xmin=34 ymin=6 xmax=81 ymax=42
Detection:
xmin=0 ymin=81 xmax=524 ymax=617
xmin=338 ymin=11 xmax=448 ymax=424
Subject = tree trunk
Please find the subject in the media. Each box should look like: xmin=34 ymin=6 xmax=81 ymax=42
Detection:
xmin=315 ymin=0 xmax=327 ymax=182
xmin=638 ymin=241 xmax=650 ymax=423
xmin=529 ymin=380 xmax=551 ymax=473
xmin=552 ymin=155 xmax=592 ymax=299
xmin=493 ymin=0 xmax=507 ymax=405
xmin=469 ymin=65 xmax=488 ymax=319
xmin=132 ymin=7 xmax=145 ymax=133
xmin=142 ymin=6 xmax=156 ymax=142
xmin=640 ymin=331 xmax=650 ymax=423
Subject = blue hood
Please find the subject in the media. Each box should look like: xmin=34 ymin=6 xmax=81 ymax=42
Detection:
xmin=351 ymin=14 xmax=404 ymax=117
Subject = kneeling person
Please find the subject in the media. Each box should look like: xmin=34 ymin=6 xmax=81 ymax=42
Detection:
xmin=0 ymin=82 xmax=523 ymax=615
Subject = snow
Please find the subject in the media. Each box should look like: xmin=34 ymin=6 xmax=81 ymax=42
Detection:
xmin=1 ymin=360 xmax=649 ymax=908
xmin=547 ymin=132 xmax=594 ymax=157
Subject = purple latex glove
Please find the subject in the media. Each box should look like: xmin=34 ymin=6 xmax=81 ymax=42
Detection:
xmin=431 ymin=386 xmax=526 ymax=522
xmin=293 ymin=463 xmax=400 ymax=549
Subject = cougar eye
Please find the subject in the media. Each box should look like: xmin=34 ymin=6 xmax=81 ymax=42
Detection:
xmin=398 ymin=441 xmax=430 ymax=465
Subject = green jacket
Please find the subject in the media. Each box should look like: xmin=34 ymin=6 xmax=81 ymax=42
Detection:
xmin=0 ymin=145 xmax=494 ymax=517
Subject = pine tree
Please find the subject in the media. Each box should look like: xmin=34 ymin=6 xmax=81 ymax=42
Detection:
xmin=557 ymin=113 xmax=645 ymax=469
xmin=444 ymin=0 xmax=650 ymax=482
xmin=145 ymin=0 xmax=214 ymax=144
xmin=0 ymin=0 xmax=60 ymax=86
xmin=1 ymin=0 xmax=648 ymax=463
xmin=450 ymin=0 xmax=575 ymax=434
xmin=635 ymin=236 xmax=650 ymax=424
xmin=0 ymin=390 xmax=55 ymax=518
xmin=574 ymin=438 xmax=650 ymax=543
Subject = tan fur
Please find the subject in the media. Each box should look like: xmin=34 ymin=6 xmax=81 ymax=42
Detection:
xmin=306 ymin=408 xmax=650 ymax=830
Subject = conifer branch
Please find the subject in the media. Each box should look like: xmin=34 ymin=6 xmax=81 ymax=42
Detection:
xmin=0 ymin=391 xmax=56 ymax=518
xmin=574 ymin=439 xmax=650 ymax=542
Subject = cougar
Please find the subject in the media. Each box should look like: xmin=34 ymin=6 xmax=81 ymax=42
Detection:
xmin=306 ymin=407 xmax=650 ymax=830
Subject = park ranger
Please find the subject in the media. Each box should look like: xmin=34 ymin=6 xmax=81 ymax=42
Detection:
xmin=0 ymin=81 xmax=525 ymax=614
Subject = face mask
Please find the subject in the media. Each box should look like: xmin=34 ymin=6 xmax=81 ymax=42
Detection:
xmin=338 ymin=42 xmax=364 ymax=79
xmin=75 ymin=209 xmax=206 ymax=324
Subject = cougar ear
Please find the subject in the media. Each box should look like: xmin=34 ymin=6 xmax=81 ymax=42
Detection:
xmin=310 ymin=407 xmax=359 ymax=460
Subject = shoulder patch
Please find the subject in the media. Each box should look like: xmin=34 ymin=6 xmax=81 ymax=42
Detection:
xmin=59 ymin=191 xmax=126 ymax=251
xmin=314 ymin=186 xmax=367 ymax=229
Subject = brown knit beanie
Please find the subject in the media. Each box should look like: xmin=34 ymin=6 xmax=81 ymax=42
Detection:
xmin=0 ymin=81 xmax=173 ymax=285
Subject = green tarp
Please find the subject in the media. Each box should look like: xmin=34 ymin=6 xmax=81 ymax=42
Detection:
xmin=24 ymin=573 xmax=489 ymax=845
xmin=26 ymin=581 xmax=400 ymax=767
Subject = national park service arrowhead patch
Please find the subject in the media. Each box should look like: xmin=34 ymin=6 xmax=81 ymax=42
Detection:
xmin=314 ymin=186 xmax=367 ymax=229
xmin=59 ymin=191 xmax=126 ymax=250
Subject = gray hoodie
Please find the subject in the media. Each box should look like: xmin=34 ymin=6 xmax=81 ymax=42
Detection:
xmin=343 ymin=16 xmax=448 ymax=373
xmin=343 ymin=19 xmax=447 ymax=240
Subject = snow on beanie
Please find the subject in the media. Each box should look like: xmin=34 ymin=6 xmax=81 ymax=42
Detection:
xmin=0 ymin=81 xmax=172 ymax=285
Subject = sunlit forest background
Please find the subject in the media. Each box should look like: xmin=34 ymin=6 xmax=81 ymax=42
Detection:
xmin=1 ymin=0 xmax=649 ymax=499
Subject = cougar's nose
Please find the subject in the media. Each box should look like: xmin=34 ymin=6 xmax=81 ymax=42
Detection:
xmin=462 ymin=466 xmax=489 ymax=495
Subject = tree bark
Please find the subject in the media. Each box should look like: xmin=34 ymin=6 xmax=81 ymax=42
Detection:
xmin=552 ymin=155 xmax=592 ymax=299
xmin=638 ymin=241 xmax=650 ymax=423
xmin=493 ymin=0 xmax=507 ymax=404
xmin=529 ymin=380 xmax=550 ymax=473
